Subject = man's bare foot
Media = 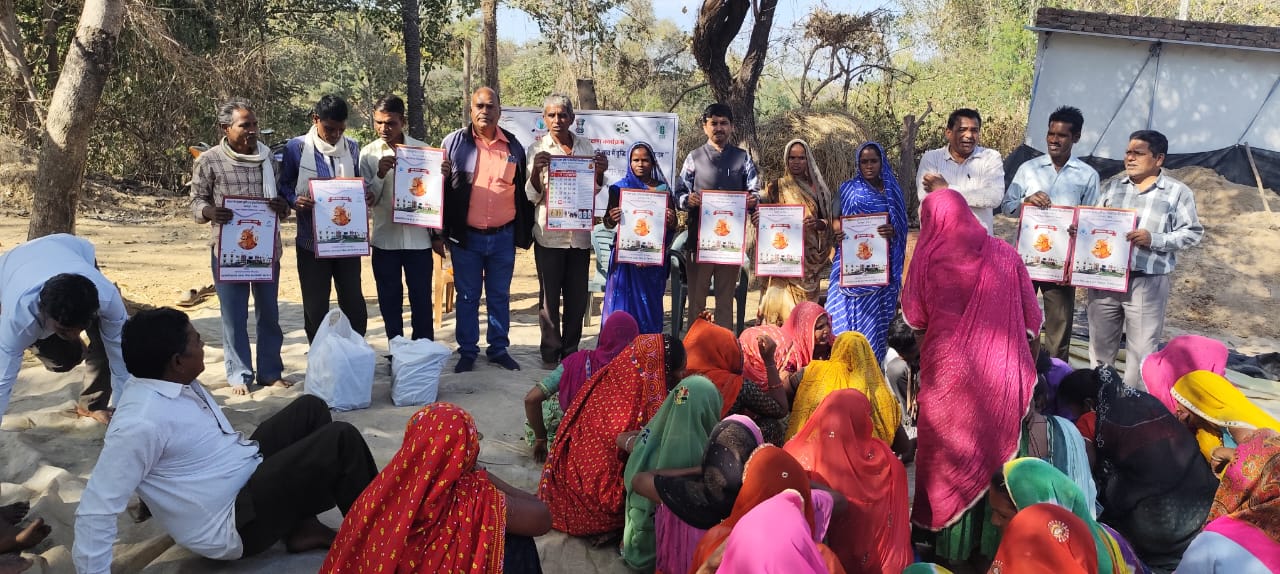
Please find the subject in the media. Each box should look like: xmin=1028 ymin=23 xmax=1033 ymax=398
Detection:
xmin=74 ymin=406 xmax=113 ymax=425
xmin=263 ymin=379 xmax=293 ymax=389
xmin=0 ymin=554 xmax=32 ymax=574
xmin=230 ymin=384 xmax=250 ymax=396
xmin=0 ymin=518 xmax=51 ymax=554
xmin=283 ymin=516 xmax=335 ymax=553
xmin=0 ymin=504 xmax=27 ymax=525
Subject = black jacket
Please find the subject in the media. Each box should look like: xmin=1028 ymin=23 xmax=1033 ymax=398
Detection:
xmin=440 ymin=124 xmax=534 ymax=249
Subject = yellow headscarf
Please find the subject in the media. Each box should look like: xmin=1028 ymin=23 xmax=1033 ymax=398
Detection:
xmin=1172 ymin=370 xmax=1280 ymax=461
xmin=786 ymin=331 xmax=901 ymax=443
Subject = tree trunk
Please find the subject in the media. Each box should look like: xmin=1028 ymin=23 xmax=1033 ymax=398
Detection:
xmin=576 ymin=78 xmax=597 ymax=110
xmin=462 ymin=38 xmax=471 ymax=123
xmin=41 ymin=0 xmax=65 ymax=79
xmin=401 ymin=0 xmax=426 ymax=140
xmin=0 ymin=0 xmax=44 ymax=138
xmin=691 ymin=0 xmax=778 ymax=157
xmin=27 ymin=0 xmax=127 ymax=239
xmin=481 ymin=0 xmax=498 ymax=91
xmin=899 ymin=103 xmax=932 ymax=228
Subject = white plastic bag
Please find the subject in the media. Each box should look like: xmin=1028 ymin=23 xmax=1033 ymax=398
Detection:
xmin=389 ymin=336 xmax=452 ymax=407
xmin=305 ymin=309 xmax=375 ymax=411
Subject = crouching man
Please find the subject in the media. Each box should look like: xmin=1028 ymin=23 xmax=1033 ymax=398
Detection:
xmin=73 ymin=308 xmax=378 ymax=572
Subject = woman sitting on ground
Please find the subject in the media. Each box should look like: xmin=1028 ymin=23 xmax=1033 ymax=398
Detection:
xmin=1171 ymin=369 xmax=1280 ymax=474
xmin=781 ymin=301 xmax=833 ymax=390
xmin=321 ymin=403 xmax=550 ymax=574
xmin=714 ymin=490 xmax=847 ymax=574
xmin=683 ymin=315 xmax=790 ymax=445
xmin=988 ymin=503 xmax=1100 ymax=573
xmin=1021 ymin=380 xmax=1097 ymax=509
xmin=1179 ymin=428 xmax=1280 ymax=573
xmin=523 ymin=311 xmax=639 ymax=461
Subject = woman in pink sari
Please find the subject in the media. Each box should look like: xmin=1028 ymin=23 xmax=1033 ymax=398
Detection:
xmin=1141 ymin=334 xmax=1228 ymax=414
xmin=901 ymin=189 xmax=1042 ymax=562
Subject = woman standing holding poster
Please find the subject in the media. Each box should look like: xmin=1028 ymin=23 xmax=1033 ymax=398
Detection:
xmin=757 ymin=140 xmax=835 ymax=325
xmin=603 ymin=142 xmax=676 ymax=334
xmin=826 ymin=142 xmax=907 ymax=365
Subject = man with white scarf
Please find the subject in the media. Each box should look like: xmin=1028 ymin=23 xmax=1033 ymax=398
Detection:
xmin=278 ymin=95 xmax=367 ymax=343
xmin=190 ymin=98 xmax=291 ymax=394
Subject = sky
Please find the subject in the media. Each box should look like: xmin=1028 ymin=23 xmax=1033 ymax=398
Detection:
xmin=495 ymin=0 xmax=894 ymax=44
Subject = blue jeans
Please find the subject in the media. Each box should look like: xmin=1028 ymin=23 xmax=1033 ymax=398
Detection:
xmin=448 ymin=226 xmax=515 ymax=359
xmin=371 ymin=247 xmax=434 ymax=341
xmin=211 ymin=252 xmax=284 ymax=385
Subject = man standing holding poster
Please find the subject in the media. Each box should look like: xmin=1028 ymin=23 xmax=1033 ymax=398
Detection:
xmin=525 ymin=94 xmax=609 ymax=369
xmin=190 ymin=98 xmax=291 ymax=394
xmin=1087 ymin=130 xmax=1203 ymax=389
xmin=279 ymin=95 xmax=365 ymax=343
xmin=1000 ymin=106 xmax=1099 ymax=361
xmin=675 ymin=103 xmax=759 ymax=331
xmin=441 ymin=87 xmax=533 ymax=373
xmin=360 ymin=94 xmax=450 ymax=343
xmin=916 ymin=108 xmax=1005 ymax=234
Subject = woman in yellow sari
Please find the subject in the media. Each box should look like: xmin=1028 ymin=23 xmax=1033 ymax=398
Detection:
xmin=757 ymin=139 xmax=835 ymax=325
xmin=1172 ymin=369 xmax=1280 ymax=473
xmin=785 ymin=331 xmax=911 ymax=458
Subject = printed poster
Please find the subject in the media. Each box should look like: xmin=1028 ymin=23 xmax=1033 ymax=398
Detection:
xmin=216 ymin=196 xmax=278 ymax=283
xmin=392 ymin=145 xmax=445 ymax=229
xmin=545 ymin=156 xmax=596 ymax=231
xmin=839 ymin=214 xmax=889 ymax=287
xmin=1016 ymin=205 xmax=1076 ymax=283
xmin=755 ymin=204 xmax=805 ymax=278
xmin=310 ymin=178 xmax=370 ymax=258
xmin=615 ymin=189 xmax=668 ymax=266
xmin=1070 ymin=207 xmax=1137 ymax=292
xmin=696 ymin=191 xmax=747 ymax=266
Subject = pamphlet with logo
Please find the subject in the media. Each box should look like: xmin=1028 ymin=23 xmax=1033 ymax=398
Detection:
xmin=392 ymin=145 xmax=445 ymax=229
xmin=1016 ymin=204 xmax=1076 ymax=283
xmin=1070 ymin=207 xmax=1137 ymax=292
xmin=696 ymin=191 xmax=748 ymax=266
xmin=310 ymin=178 xmax=370 ymax=258
xmin=839 ymin=214 xmax=889 ymax=287
xmin=546 ymin=156 xmax=596 ymax=231
xmin=755 ymin=204 xmax=805 ymax=278
xmin=217 ymin=196 xmax=278 ymax=282
xmin=615 ymin=189 xmax=668 ymax=266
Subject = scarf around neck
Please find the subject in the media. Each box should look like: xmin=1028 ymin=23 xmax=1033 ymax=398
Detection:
xmin=297 ymin=125 xmax=355 ymax=198
xmin=219 ymin=138 xmax=277 ymax=199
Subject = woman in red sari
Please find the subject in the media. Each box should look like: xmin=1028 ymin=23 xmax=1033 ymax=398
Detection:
xmin=538 ymin=333 xmax=685 ymax=538
xmin=901 ymin=189 xmax=1042 ymax=562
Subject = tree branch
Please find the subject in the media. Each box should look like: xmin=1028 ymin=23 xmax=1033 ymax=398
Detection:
xmin=666 ymin=81 xmax=708 ymax=113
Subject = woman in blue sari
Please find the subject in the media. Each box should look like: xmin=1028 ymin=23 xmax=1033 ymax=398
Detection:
xmin=826 ymin=142 xmax=908 ymax=365
xmin=603 ymin=141 xmax=677 ymax=334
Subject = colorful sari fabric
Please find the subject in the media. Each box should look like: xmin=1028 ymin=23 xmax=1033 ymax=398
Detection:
xmin=1142 ymin=334 xmax=1228 ymax=415
xmin=1210 ymin=429 xmax=1280 ymax=543
xmin=1003 ymin=457 xmax=1150 ymax=574
xmin=738 ymin=324 xmax=795 ymax=387
xmin=321 ymin=403 xmax=506 ymax=574
xmin=989 ymin=503 xmax=1100 ymax=574
xmin=1172 ymin=370 xmax=1280 ymax=463
xmin=758 ymin=139 xmax=835 ymax=314
xmin=716 ymin=490 xmax=845 ymax=574
xmin=1091 ymin=366 xmax=1218 ymax=570
xmin=781 ymin=301 xmax=829 ymax=373
xmin=539 ymin=334 xmax=671 ymax=536
xmin=901 ymin=189 xmax=1042 ymax=531
xmin=1019 ymin=414 xmax=1099 ymax=517
xmin=1180 ymin=516 xmax=1280 ymax=573
xmin=826 ymin=142 xmax=908 ymax=366
xmin=683 ymin=318 xmax=745 ymax=417
xmin=786 ymin=331 xmax=901 ymax=444
xmin=784 ymin=388 xmax=912 ymax=574
xmin=622 ymin=376 xmax=723 ymax=570
xmin=903 ymin=565 xmax=955 ymax=573
xmin=559 ymin=311 xmax=639 ymax=411
xmin=603 ymin=141 xmax=672 ymax=334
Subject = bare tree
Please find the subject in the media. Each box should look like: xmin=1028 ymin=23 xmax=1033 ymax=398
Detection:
xmin=899 ymin=102 xmax=931 ymax=226
xmin=402 ymin=0 xmax=426 ymax=140
xmin=481 ymin=0 xmax=498 ymax=89
xmin=28 ymin=0 xmax=128 ymax=239
xmin=790 ymin=9 xmax=905 ymax=110
xmin=690 ymin=0 xmax=778 ymax=156
xmin=0 ymin=0 xmax=44 ymax=141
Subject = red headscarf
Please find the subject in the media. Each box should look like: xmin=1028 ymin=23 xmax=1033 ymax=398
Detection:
xmin=990 ymin=503 xmax=1100 ymax=573
xmin=321 ymin=403 xmax=506 ymax=574
xmin=684 ymin=318 xmax=745 ymax=417
xmin=782 ymin=301 xmax=829 ymax=371
xmin=558 ymin=311 xmax=640 ymax=411
xmin=738 ymin=324 xmax=794 ymax=387
xmin=784 ymin=389 xmax=912 ymax=574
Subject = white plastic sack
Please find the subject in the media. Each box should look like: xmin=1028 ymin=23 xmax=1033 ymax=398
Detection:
xmin=389 ymin=336 xmax=452 ymax=407
xmin=305 ymin=309 xmax=375 ymax=411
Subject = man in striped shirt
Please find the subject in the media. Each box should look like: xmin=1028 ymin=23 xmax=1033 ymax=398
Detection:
xmin=1087 ymin=130 xmax=1203 ymax=388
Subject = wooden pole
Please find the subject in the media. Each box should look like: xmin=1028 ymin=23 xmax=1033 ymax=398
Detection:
xmin=1243 ymin=142 xmax=1272 ymax=214
xmin=462 ymin=39 xmax=471 ymax=124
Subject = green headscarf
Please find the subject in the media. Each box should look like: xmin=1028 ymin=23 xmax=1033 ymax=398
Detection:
xmin=621 ymin=375 xmax=723 ymax=570
xmin=1003 ymin=457 xmax=1118 ymax=574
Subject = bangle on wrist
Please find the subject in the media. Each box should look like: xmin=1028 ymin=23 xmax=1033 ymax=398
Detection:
xmin=534 ymin=438 xmax=546 ymax=443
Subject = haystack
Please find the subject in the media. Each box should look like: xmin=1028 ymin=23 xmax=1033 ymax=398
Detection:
xmin=756 ymin=111 xmax=870 ymax=187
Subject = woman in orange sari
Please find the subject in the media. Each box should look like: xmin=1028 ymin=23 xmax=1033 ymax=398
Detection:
xmin=784 ymin=388 xmax=912 ymax=574
xmin=321 ymin=403 xmax=551 ymax=573
xmin=989 ymin=503 xmax=1100 ymax=574
xmin=684 ymin=316 xmax=789 ymax=444
xmin=538 ymin=333 xmax=685 ymax=539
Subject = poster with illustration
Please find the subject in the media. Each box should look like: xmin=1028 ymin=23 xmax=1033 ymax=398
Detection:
xmin=310 ymin=178 xmax=370 ymax=258
xmin=839 ymin=214 xmax=888 ymax=287
xmin=696 ymin=191 xmax=747 ymax=266
xmin=1016 ymin=205 xmax=1076 ymax=283
xmin=392 ymin=145 xmax=445 ymax=229
xmin=1070 ymin=207 xmax=1137 ymax=292
xmin=546 ymin=156 xmax=596 ymax=231
xmin=755 ymin=204 xmax=804 ymax=278
xmin=216 ymin=196 xmax=278 ymax=282
xmin=615 ymin=189 xmax=668 ymax=266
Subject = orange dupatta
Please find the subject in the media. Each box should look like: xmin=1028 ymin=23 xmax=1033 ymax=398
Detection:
xmin=684 ymin=318 xmax=745 ymax=417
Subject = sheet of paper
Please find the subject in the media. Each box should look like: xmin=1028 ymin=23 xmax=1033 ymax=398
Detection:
xmin=1070 ymin=207 xmax=1137 ymax=292
xmin=839 ymin=214 xmax=889 ymax=287
xmin=391 ymin=145 xmax=445 ymax=229
xmin=615 ymin=189 xmax=668 ymax=266
xmin=696 ymin=191 xmax=748 ymax=266
xmin=217 ymin=196 xmax=278 ymax=282
xmin=545 ymin=156 xmax=596 ymax=231
xmin=1016 ymin=205 xmax=1076 ymax=283
xmin=310 ymin=178 xmax=371 ymax=258
xmin=755 ymin=204 xmax=805 ymax=278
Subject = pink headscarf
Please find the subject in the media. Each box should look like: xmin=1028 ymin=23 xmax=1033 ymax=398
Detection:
xmin=738 ymin=325 xmax=795 ymax=386
xmin=716 ymin=490 xmax=831 ymax=574
xmin=558 ymin=311 xmax=640 ymax=411
xmin=1142 ymin=334 xmax=1229 ymax=415
xmin=782 ymin=301 xmax=829 ymax=371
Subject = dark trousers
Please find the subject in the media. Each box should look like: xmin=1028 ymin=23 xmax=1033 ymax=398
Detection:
xmin=1035 ymin=281 xmax=1076 ymax=361
xmin=30 ymin=317 xmax=111 ymax=412
xmin=503 ymin=534 xmax=544 ymax=574
xmin=296 ymin=245 xmax=366 ymax=343
xmin=371 ymin=247 xmax=434 ymax=341
xmin=534 ymin=244 xmax=590 ymax=364
xmin=686 ymin=257 xmax=739 ymax=331
xmin=235 ymin=395 xmax=378 ymax=557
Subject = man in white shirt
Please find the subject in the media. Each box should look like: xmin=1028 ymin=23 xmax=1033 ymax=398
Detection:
xmin=1001 ymin=106 xmax=1100 ymax=361
xmin=916 ymin=108 xmax=1006 ymax=233
xmin=0 ymin=233 xmax=127 ymax=425
xmin=73 ymin=308 xmax=378 ymax=572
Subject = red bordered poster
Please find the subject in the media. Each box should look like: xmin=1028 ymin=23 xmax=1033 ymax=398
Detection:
xmin=545 ymin=155 xmax=596 ymax=231
xmin=310 ymin=178 xmax=371 ymax=258
xmin=839 ymin=213 xmax=889 ymax=287
xmin=755 ymin=204 xmax=805 ymax=278
xmin=391 ymin=145 xmax=446 ymax=229
xmin=216 ymin=196 xmax=278 ymax=283
xmin=1070 ymin=206 xmax=1138 ymax=292
xmin=615 ymin=189 xmax=668 ymax=266
xmin=696 ymin=190 xmax=747 ymax=266
xmin=1016 ymin=204 xmax=1076 ymax=284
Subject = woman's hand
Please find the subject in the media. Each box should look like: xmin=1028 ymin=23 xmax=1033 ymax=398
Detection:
xmin=532 ymin=439 xmax=548 ymax=463
xmin=878 ymin=224 xmax=895 ymax=239
xmin=1210 ymin=446 xmax=1236 ymax=472
xmin=606 ymin=207 xmax=622 ymax=226
xmin=757 ymin=335 xmax=777 ymax=360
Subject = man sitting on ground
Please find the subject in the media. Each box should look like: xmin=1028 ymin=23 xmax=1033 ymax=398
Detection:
xmin=73 ymin=308 xmax=378 ymax=573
